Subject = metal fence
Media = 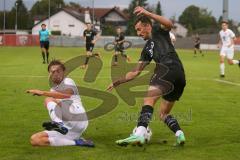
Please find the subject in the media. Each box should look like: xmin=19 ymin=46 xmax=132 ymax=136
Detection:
xmin=0 ymin=34 xmax=145 ymax=47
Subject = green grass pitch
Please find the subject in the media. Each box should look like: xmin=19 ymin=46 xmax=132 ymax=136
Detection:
xmin=0 ymin=47 xmax=239 ymax=160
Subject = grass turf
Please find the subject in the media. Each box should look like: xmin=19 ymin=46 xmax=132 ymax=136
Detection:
xmin=0 ymin=47 xmax=239 ymax=160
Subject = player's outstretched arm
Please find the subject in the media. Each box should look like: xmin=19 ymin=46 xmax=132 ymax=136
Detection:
xmin=26 ymin=89 xmax=73 ymax=99
xmin=107 ymin=61 xmax=147 ymax=91
xmin=134 ymin=6 xmax=173 ymax=30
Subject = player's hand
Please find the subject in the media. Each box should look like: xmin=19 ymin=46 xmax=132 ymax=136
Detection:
xmin=91 ymin=40 xmax=96 ymax=44
xmin=26 ymin=89 xmax=44 ymax=96
xmin=134 ymin=6 xmax=150 ymax=16
xmin=106 ymin=83 xmax=114 ymax=92
xmin=227 ymin=44 xmax=232 ymax=48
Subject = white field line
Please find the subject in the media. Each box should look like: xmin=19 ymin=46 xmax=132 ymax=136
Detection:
xmin=0 ymin=75 xmax=240 ymax=87
xmin=213 ymin=79 xmax=240 ymax=86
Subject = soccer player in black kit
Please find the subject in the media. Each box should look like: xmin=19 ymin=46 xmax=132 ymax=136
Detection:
xmin=194 ymin=34 xmax=203 ymax=57
xmin=81 ymin=23 xmax=100 ymax=69
xmin=113 ymin=27 xmax=131 ymax=66
xmin=107 ymin=6 xmax=186 ymax=146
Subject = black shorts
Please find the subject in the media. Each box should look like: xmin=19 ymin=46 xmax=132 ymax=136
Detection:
xmin=149 ymin=64 xmax=186 ymax=102
xmin=115 ymin=44 xmax=124 ymax=52
xmin=195 ymin=44 xmax=200 ymax=49
xmin=86 ymin=43 xmax=94 ymax=52
xmin=40 ymin=41 xmax=49 ymax=50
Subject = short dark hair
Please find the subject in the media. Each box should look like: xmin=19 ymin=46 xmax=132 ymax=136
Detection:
xmin=221 ymin=20 xmax=229 ymax=25
xmin=41 ymin=23 xmax=46 ymax=27
xmin=47 ymin=60 xmax=66 ymax=72
xmin=134 ymin=15 xmax=152 ymax=27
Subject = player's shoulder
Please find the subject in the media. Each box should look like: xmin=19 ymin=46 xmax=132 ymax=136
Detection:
xmin=227 ymin=29 xmax=235 ymax=34
xmin=63 ymin=77 xmax=76 ymax=85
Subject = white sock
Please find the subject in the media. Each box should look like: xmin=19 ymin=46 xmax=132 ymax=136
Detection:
xmin=232 ymin=60 xmax=239 ymax=65
xmin=175 ymin=130 xmax=183 ymax=137
xmin=49 ymin=137 xmax=75 ymax=146
xmin=134 ymin=126 xmax=147 ymax=137
xmin=47 ymin=102 xmax=63 ymax=123
xmin=220 ymin=63 xmax=225 ymax=75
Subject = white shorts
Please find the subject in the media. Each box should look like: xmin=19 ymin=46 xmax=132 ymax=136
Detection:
xmin=44 ymin=121 xmax=88 ymax=140
xmin=45 ymin=101 xmax=88 ymax=140
xmin=220 ymin=47 xmax=234 ymax=59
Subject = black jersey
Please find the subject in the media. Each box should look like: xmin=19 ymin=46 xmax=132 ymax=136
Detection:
xmin=139 ymin=23 xmax=183 ymax=69
xmin=115 ymin=32 xmax=125 ymax=43
xmin=195 ymin=37 xmax=201 ymax=45
xmin=83 ymin=29 xmax=97 ymax=43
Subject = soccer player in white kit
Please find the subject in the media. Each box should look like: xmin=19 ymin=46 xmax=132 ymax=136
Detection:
xmin=169 ymin=31 xmax=176 ymax=46
xmin=27 ymin=60 xmax=94 ymax=147
xmin=218 ymin=21 xmax=240 ymax=77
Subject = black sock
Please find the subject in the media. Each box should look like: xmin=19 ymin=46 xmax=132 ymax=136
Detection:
xmin=194 ymin=50 xmax=196 ymax=55
xmin=137 ymin=105 xmax=154 ymax=128
xmin=42 ymin=52 xmax=45 ymax=61
xmin=114 ymin=55 xmax=118 ymax=63
xmin=84 ymin=56 xmax=90 ymax=65
xmin=164 ymin=115 xmax=181 ymax=133
xmin=46 ymin=52 xmax=49 ymax=62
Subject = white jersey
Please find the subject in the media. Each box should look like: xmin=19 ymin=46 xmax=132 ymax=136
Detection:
xmin=50 ymin=77 xmax=83 ymax=108
xmin=169 ymin=32 xmax=176 ymax=45
xmin=219 ymin=29 xmax=235 ymax=48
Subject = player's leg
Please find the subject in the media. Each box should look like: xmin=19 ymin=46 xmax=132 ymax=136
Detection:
xmin=81 ymin=44 xmax=92 ymax=69
xmin=45 ymin=41 xmax=50 ymax=64
xmin=159 ymin=68 xmax=186 ymax=146
xmin=116 ymin=86 xmax=161 ymax=146
xmin=220 ymin=48 xmax=226 ymax=77
xmin=30 ymin=131 xmax=91 ymax=147
xmin=159 ymin=99 xmax=185 ymax=145
xmin=43 ymin=97 xmax=68 ymax=134
xmin=40 ymin=42 xmax=46 ymax=64
xmin=30 ymin=131 xmax=50 ymax=146
xmin=57 ymin=102 xmax=94 ymax=147
xmin=113 ymin=51 xmax=118 ymax=66
xmin=226 ymin=49 xmax=240 ymax=66
xmin=120 ymin=51 xmax=131 ymax=62
xmin=194 ymin=47 xmax=197 ymax=57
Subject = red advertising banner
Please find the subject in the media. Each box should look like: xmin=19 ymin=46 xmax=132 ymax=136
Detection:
xmin=0 ymin=35 xmax=39 ymax=46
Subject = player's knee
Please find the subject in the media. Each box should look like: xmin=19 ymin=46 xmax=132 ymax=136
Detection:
xmin=227 ymin=60 xmax=233 ymax=65
xmin=143 ymin=98 xmax=155 ymax=106
xmin=44 ymin=97 xmax=55 ymax=107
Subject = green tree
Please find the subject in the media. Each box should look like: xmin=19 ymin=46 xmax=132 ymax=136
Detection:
xmin=29 ymin=0 xmax=65 ymax=27
xmin=101 ymin=24 xmax=115 ymax=36
xmin=179 ymin=5 xmax=217 ymax=34
xmin=155 ymin=1 xmax=162 ymax=15
xmin=65 ymin=2 xmax=82 ymax=9
xmin=5 ymin=0 xmax=29 ymax=30
xmin=126 ymin=0 xmax=148 ymax=36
